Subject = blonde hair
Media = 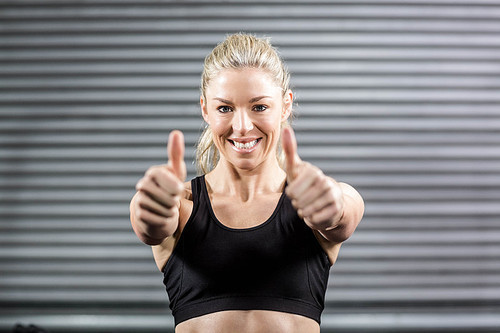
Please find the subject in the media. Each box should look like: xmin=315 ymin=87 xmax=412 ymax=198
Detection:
xmin=196 ymin=33 xmax=293 ymax=174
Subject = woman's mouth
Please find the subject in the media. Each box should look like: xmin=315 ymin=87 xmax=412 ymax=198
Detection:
xmin=228 ymin=138 xmax=261 ymax=151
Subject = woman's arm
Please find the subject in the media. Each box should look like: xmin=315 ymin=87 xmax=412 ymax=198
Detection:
xmin=282 ymin=127 xmax=365 ymax=244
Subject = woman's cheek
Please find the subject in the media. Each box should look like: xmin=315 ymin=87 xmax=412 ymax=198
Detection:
xmin=211 ymin=117 xmax=231 ymax=139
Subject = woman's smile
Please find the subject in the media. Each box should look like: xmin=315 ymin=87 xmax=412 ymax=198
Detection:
xmin=228 ymin=137 xmax=262 ymax=153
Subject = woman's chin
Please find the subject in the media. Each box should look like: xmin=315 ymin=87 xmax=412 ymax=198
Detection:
xmin=231 ymin=160 xmax=259 ymax=171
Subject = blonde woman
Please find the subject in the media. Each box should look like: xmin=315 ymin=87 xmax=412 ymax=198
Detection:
xmin=130 ymin=33 xmax=364 ymax=333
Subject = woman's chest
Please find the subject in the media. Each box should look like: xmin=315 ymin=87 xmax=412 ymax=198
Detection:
xmin=210 ymin=193 xmax=282 ymax=229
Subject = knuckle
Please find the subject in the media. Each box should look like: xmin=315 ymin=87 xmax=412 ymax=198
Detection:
xmin=146 ymin=165 xmax=169 ymax=180
xmin=325 ymin=190 xmax=335 ymax=202
xmin=308 ymin=214 xmax=319 ymax=224
xmin=315 ymin=179 xmax=328 ymax=192
xmin=312 ymin=200 xmax=323 ymax=212
xmin=136 ymin=209 xmax=148 ymax=222
xmin=135 ymin=191 xmax=144 ymax=201
xmin=167 ymin=195 xmax=178 ymax=208
xmin=172 ymin=181 xmax=184 ymax=195
xmin=166 ymin=206 xmax=178 ymax=218
xmin=145 ymin=165 xmax=160 ymax=176
xmin=141 ymin=175 xmax=156 ymax=188
xmin=322 ymin=177 xmax=331 ymax=189
xmin=136 ymin=192 xmax=150 ymax=206
xmin=329 ymin=205 xmax=339 ymax=217
xmin=312 ymin=167 xmax=322 ymax=178
xmin=302 ymin=206 xmax=312 ymax=217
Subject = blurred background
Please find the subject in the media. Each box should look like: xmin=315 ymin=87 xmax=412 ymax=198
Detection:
xmin=1 ymin=0 xmax=500 ymax=332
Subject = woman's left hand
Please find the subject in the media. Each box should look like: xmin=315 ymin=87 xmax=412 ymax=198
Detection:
xmin=282 ymin=127 xmax=344 ymax=232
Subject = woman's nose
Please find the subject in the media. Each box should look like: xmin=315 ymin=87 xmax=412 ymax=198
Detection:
xmin=232 ymin=110 xmax=254 ymax=134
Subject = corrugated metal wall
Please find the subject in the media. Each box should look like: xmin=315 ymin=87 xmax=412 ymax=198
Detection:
xmin=1 ymin=1 xmax=500 ymax=332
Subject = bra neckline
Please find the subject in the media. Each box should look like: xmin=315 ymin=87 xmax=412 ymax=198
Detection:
xmin=200 ymin=175 xmax=287 ymax=232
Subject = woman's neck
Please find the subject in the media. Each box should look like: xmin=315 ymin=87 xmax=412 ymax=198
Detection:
xmin=206 ymin=158 xmax=286 ymax=202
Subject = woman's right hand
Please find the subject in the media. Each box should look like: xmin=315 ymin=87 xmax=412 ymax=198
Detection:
xmin=130 ymin=130 xmax=187 ymax=245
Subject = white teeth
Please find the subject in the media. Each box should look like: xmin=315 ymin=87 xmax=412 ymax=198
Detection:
xmin=233 ymin=139 xmax=258 ymax=149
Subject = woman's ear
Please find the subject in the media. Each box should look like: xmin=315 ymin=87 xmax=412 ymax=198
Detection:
xmin=281 ymin=90 xmax=293 ymax=122
xmin=200 ymin=96 xmax=210 ymax=124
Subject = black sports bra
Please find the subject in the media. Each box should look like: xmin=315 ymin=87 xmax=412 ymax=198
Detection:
xmin=162 ymin=175 xmax=331 ymax=326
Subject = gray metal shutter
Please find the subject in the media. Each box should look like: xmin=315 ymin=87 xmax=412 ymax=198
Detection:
xmin=1 ymin=1 xmax=500 ymax=332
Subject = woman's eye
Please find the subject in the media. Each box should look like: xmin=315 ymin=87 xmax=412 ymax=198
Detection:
xmin=217 ymin=106 xmax=232 ymax=113
xmin=253 ymin=105 xmax=267 ymax=112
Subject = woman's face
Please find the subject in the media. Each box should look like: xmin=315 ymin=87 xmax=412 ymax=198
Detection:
xmin=201 ymin=68 xmax=292 ymax=172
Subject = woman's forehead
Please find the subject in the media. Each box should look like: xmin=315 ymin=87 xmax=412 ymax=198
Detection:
xmin=206 ymin=68 xmax=282 ymax=99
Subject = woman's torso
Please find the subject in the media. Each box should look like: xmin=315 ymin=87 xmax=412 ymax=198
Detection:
xmin=153 ymin=175 xmax=331 ymax=332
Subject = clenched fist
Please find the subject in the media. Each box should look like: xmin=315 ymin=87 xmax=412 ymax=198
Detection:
xmin=130 ymin=130 xmax=187 ymax=245
xmin=283 ymin=127 xmax=360 ymax=243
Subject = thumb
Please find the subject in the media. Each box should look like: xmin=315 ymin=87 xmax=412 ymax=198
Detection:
xmin=167 ymin=130 xmax=187 ymax=181
xmin=282 ymin=126 xmax=300 ymax=183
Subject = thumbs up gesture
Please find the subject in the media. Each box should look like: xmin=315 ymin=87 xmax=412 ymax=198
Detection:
xmin=282 ymin=127 xmax=345 ymax=233
xmin=131 ymin=130 xmax=187 ymax=245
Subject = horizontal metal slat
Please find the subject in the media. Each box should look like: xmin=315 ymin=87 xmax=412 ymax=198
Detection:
xmin=3 ymin=18 xmax=500 ymax=34
xmin=0 ymin=314 xmax=173 ymax=333
xmin=3 ymin=4 xmax=500 ymax=19
xmin=339 ymin=244 xmax=500 ymax=259
xmin=329 ymin=273 xmax=500 ymax=287
xmin=0 ymin=246 xmax=151 ymax=260
xmin=356 ymin=216 xmax=500 ymax=230
xmin=333 ymin=258 xmax=500 ymax=273
xmin=0 ymin=260 xmax=157 ymax=274
xmin=0 ymin=275 xmax=160 ymax=289
xmin=3 ymin=0 xmax=500 ymax=5
xmin=0 ymin=289 xmax=167 ymax=303
xmin=0 ymin=232 xmax=139 ymax=245
xmin=350 ymin=230 xmax=500 ymax=244
xmin=326 ymin=287 xmax=500 ymax=302
xmin=0 ymin=219 xmax=136 ymax=231
xmin=3 ymin=32 xmax=500 ymax=48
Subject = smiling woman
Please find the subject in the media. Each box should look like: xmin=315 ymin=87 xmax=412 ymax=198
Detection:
xmin=130 ymin=33 xmax=364 ymax=333
xmin=197 ymin=33 xmax=293 ymax=175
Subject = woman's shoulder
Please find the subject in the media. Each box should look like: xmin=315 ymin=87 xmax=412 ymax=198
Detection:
xmin=183 ymin=174 xmax=207 ymax=201
xmin=179 ymin=178 xmax=197 ymax=229
xmin=183 ymin=180 xmax=193 ymax=201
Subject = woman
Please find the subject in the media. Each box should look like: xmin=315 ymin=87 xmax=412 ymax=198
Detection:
xmin=130 ymin=33 xmax=364 ymax=333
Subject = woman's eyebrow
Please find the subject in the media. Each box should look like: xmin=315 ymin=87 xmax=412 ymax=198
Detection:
xmin=213 ymin=96 xmax=271 ymax=104
xmin=249 ymin=96 xmax=271 ymax=103
xmin=213 ymin=97 xmax=234 ymax=105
